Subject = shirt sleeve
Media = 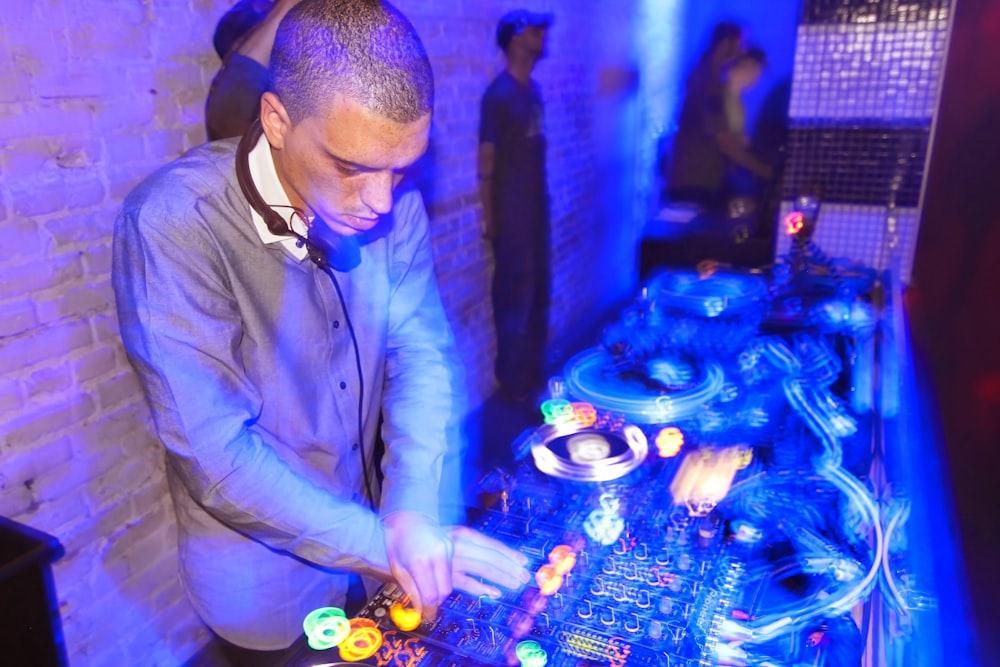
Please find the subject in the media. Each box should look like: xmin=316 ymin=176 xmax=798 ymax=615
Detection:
xmin=378 ymin=190 xmax=466 ymax=525
xmin=479 ymin=87 xmax=503 ymax=145
xmin=112 ymin=182 xmax=389 ymax=574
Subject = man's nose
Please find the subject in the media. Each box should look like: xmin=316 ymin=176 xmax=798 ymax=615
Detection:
xmin=360 ymin=171 xmax=394 ymax=216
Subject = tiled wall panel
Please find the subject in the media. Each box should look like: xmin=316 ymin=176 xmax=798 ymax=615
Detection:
xmin=777 ymin=0 xmax=952 ymax=281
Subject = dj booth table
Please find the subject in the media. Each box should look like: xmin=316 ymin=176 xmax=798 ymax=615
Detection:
xmin=279 ymin=260 xmax=972 ymax=667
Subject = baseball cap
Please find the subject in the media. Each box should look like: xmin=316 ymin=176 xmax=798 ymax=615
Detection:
xmin=496 ymin=9 xmax=554 ymax=51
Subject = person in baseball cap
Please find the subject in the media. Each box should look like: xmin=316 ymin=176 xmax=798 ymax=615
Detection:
xmin=479 ymin=9 xmax=553 ymax=406
xmin=496 ymin=9 xmax=554 ymax=53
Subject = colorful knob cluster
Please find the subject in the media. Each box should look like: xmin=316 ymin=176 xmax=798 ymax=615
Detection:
xmin=534 ymin=544 xmax=578 ymax=596
xmin=515 ymin=639 xmax=549 ymax=667
xmin=302 ymin=607 xmax=383 ymax=662
xmin=540 ymin=399 xmax=597 ymax=427
xmin=655 ymin=427 xmax=684 ymax=458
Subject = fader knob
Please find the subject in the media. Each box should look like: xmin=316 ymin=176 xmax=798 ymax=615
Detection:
xmin=625 ymin=613 xmax=641 ymax=634
xmin=637 ymin=589 xmax=651 ymax=609
xmin=678 ymin=553 xmax=691 ymax=571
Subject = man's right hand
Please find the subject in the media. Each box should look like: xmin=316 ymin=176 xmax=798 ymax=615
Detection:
xmin=447 ymin=525 xmax=530 ymax=599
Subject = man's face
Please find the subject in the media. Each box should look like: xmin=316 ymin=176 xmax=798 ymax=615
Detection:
xmin=263 ymin=92 xmax=430 ymax=237
xmin=520 ymin=25 xmax=549 ymax=59
xmin=731 ymin=62 xmax=762 ymax=91
xmin=720 ymin=35 xmax=745 ymax=62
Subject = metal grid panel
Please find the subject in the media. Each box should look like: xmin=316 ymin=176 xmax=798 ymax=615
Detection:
xmin=789 ymin=22 xmax=948 ymax=121
xmin=803 ymin=0 xmax=951 ymax=25
xmin=775 ymin=0 xmax=953 ymax=283
xmin=782 ymin=125 xmax=929 ymax=207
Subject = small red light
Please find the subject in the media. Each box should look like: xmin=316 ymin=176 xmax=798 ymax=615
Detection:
xmin=784 ymin=212 xmax=805 ymax=235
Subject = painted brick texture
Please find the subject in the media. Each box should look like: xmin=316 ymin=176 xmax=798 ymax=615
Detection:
xmin=0 ymin=1 xmax=680 ymax=664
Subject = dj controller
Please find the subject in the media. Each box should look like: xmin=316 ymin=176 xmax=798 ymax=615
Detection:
xmin=283 ymin=220 xmax=906 ymax=667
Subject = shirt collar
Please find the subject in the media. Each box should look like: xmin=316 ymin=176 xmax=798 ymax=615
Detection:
xmin=247 ymin=132 xmax=309 ymax=261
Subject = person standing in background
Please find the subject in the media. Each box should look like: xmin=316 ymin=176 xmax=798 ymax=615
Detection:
xmin=668 ymin=23 xmax=772 ymax=208
xmin=205 ymin=0 xmax=303 ymax=141
xmin=478 ymin=9 xmax=553 ymax=405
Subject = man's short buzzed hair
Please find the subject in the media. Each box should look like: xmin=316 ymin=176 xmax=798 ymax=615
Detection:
xmin=271 ymin=0 xmax=434 ymax=124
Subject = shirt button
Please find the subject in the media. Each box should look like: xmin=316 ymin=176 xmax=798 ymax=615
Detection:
xmin=339 ymin=381 xmax=347 ymax=389
xmin=352 ymin=443 xmax=359 ymax=451
xmin=333 ymin=320 xmax=340 ymax=329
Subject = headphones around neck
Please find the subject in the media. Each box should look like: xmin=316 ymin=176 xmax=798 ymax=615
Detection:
xmin=236 ymin=119 xmax=364 ymax=271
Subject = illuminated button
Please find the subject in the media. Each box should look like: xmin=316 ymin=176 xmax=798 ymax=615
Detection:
xmin=659 ymin=597 xmax=673 ymax=615
xmin=784 ymin=211 xmax=805 ymax=235
xmin=535 ymin=564 xmax=562 ymax=596
xmin=569 ymin=401 xmax=597 ymax=427
xmin=655 ymin=427 xmax=684 ymax=458
xmin=540 ymin=399 xmax=572 ymax=425
xmin=515 ymin=640 xmax=548 ymax=667
xmin=547 ymin=544 xmax=577 ymax=575
xmin=389 ymin=598 xmax=422 ymax=631
xmin=649 ymin=619 xmax=664 ymax=640
xmin=338 ymin=623 xmax=383 ymax=662
xmin=302 ymin=607 xmax=350 ymax=651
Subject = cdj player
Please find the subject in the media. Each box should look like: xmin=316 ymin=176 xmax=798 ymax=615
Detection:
xmin=281 ymin=251 xmax=924 ymax=667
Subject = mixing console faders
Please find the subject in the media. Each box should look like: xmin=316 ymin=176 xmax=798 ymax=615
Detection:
xmin=283 ymin=268 xmax=881 ymax=667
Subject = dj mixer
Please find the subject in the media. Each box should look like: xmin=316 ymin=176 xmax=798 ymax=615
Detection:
xmin=282 ymin=223 xmax=917 ymax=667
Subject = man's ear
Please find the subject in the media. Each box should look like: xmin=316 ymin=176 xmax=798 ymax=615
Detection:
xmin=260 ymin=91 xmax=293 ymax=150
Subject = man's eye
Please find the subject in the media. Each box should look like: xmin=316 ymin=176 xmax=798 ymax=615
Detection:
xmin=335 ymin=163 xmax=361 ymax=176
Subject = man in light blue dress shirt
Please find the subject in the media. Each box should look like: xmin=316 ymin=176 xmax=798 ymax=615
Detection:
xmin=113 ymin=0 xmax=528 ymax=657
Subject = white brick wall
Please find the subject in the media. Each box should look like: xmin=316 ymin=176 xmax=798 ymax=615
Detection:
xmin=0 ymin=1 xmax=683 ymax=663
